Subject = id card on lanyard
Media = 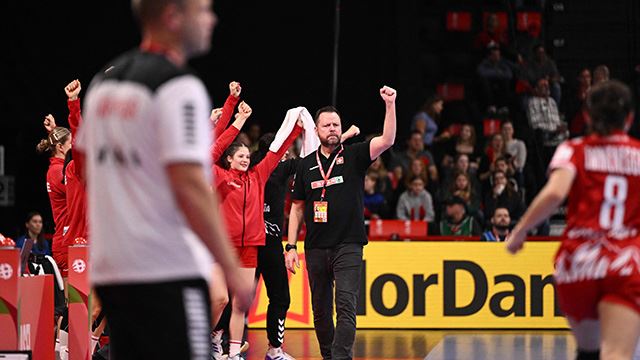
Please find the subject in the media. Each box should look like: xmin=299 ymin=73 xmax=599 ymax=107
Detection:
xmin=314 ymin=145 xmax=344 ymax=223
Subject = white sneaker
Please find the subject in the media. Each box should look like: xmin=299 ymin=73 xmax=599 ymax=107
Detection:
xmin=211 ymin=336 xmax=224 ymax=360
xmin=265 ymin=346 xmax=296 ymax=360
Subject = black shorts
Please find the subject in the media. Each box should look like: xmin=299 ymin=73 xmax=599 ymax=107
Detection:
xmin=95 ymin=278 xmax=211 ymax=360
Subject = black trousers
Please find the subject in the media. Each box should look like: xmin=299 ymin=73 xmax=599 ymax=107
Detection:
xmin=305 ymin=243 xmax=363 ymax=360
xmin=96 ymin=278 xmax=211 ymax=360
xmin=256 ymin=234 xmax=291 ymax=348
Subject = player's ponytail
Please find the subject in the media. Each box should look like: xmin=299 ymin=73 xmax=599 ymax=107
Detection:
xmin=36 ymin=127 xmax=71 ymax=156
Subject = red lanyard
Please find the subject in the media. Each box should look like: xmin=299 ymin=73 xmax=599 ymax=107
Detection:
xmin=315 ymin=145 xmax=344 ymax=201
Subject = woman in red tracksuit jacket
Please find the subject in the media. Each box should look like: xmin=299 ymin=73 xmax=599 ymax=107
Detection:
xmin=209 ymin=96 xmax=303 ymax=360
xmin=62 ymin=80 xmax=88 ymax=252
xmin=37 ymin=114 xmax=72 ymax=276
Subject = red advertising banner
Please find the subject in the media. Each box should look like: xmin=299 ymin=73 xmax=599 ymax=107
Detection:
xmin=68 ymin=244 xmax=90 ymax=360
xmin=19 ymin=275 xmax=54 ymax=360
xmin=0 ymin=248 xmax=20 ymax=350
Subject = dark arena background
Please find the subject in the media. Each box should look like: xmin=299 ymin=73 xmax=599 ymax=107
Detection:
xmin=2 ymin=0 xmax=640 ymax=359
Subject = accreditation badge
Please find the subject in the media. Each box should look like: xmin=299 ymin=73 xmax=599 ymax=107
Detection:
xmin=313 ymin=201 xmax=328 ymax=223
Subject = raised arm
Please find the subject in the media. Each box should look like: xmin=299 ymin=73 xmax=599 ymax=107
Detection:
xmin=212 ymin=81 xmax=241 ymax=139
xmin=65 ymin=79 xmax=82 ymax=134
xmin=210 ymin=101 xmax=252 ymax=163
xmin=370 ymin=86 xmax=397 ymax=160
xmin=255 ymin=118 xmax=303 ymax=181
xmin=65 ymin=79 xmax=86 ymax=178
xmin=341 ymin=125 xmax=360 ymax=143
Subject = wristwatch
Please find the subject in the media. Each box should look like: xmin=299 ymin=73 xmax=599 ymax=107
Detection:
xmin=285 ymin=243 xmax=297 ymax=252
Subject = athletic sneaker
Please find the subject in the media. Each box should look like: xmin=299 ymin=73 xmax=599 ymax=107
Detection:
xmin=265 ymin=346 xmax=296 ymax=360
xmin=210 ymin=337 xmax=224 ymax=360
xmin=227 ymin=354 xmax=245 ymax=360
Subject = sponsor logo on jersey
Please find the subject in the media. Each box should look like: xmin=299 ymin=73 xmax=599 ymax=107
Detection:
xmin=311 ymin=176 xmax=344 ymax=189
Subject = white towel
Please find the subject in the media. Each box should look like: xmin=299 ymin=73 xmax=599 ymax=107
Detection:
xmin=270 ymin=107 xmax=319 ymax=158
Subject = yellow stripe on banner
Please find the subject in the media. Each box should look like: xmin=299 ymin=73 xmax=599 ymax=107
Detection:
xmin=248 ymin=241 xmax=567 ymax=329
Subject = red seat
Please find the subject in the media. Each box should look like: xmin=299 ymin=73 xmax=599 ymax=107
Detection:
xmin=446 ymin=12 xmax=472 ymax=32
xmin=369 ymin=220 xmax=428 ymax=240
xmin=483 ymin=118 xmax=502 ymax=136
xmin=516 ymin=12 xmax=542 ymax=34
xmin=437 ymin=83 xmax=465 ymax=101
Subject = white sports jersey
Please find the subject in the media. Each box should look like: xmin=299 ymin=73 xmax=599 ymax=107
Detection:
xmin=77 ymin=50 xmax=214 ymax=285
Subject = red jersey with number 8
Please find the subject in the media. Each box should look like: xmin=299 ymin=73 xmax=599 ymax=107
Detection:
xmin=550 ymin=133 xmax=640 ymax=243
xmin=549 ymin=132 xmax=640 ymax=321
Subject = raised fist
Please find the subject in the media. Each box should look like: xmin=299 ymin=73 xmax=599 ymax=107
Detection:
xmin=235 ymin=101 xmax=252 ymax=121
xmin=379 ymin=85 xmax=396 ymax=103
xmin=65 ymin=79 xmax=81 ymax=100
xmin=44 ymin=114 xmax=57 ymax=133
xmin=210 ymin=108 xmax=223 ymax=125
xmin=229 ymin=81 xmax=242 ymax=98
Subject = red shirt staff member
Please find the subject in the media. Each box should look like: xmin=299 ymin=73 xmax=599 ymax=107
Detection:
xmin=507 ymin=80 xmax=640 ymax=360
xmin=286 ymin=86 xmax=397 ymax=360
xmin=37 ymin=114 xmax=71 ymax=276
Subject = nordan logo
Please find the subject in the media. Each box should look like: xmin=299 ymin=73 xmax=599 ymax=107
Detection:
xmin=72 ymin=259 xmax=86 ymax=274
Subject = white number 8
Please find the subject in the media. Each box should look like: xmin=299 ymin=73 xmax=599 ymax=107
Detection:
xmin=599 ymin=175 xmax=628 ymax=229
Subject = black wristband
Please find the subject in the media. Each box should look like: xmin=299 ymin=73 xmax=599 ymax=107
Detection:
xmin=285 ymin=243 xmax=297 ymax=252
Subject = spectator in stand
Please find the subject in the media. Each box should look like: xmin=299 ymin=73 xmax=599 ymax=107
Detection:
xmin=396 ymin=176 xmax=434 ymax=222
xmin=364 ymin=171 xmax=389 ymax=219
xmin=568 ymin=68 xmax=592 ymax=137
xmin=483 ymin=170 xmax=524 ymax=224
xmin=368 ymin=157 xmax=393 ymax=199
xmin=474 ymin=13 xmax=509 ymax=53
xmin=441 ymin=153 xmax=481 ymax=196
xmin=501 ymin=120 xmax=527 ymax=185
xmin=477 ymin=44 xmax=515 ymax=111
xmin=441 ymin=172 xmax=482 ymax=222
xmin=405 ymin=158 xmax=434 ymax=195
xmin=592 ymin=64 xmax=610 ymax=85
xmin=412 ymin=95 xmax=444 ymax=147
xmin=527 ymin=77 xmax=568 ymax=168
xmin=15 ymin=211 xmax=50 ymax=256
xmin=493 ymin=156 xmax=517 ymax=188
xmin=479 ymin=132 xmax=507 ymax=182
xmin=527 ymin=79 xmax=569 ymax=184
xmin=443 ymin=124 xmax=482 ymax=169
xmin=437 ymin=196 xmax=482 ymax=236
xmin=480 ymin=207 xmax=511 ymax=242
xmin=527 ymin=44 xmax=562 ymax=105
xmin=396 ymin=130 xmax=439 ymax=185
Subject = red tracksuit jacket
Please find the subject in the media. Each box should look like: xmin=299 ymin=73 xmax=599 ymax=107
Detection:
xmin=211 ymin=97 xmax=301 ymax=246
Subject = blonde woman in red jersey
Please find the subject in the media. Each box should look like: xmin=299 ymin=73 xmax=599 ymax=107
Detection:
xmin=507 ymin=80 xmax=640 ymax=360
xmin=37 ymin=114 xmax=72 ymax=276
